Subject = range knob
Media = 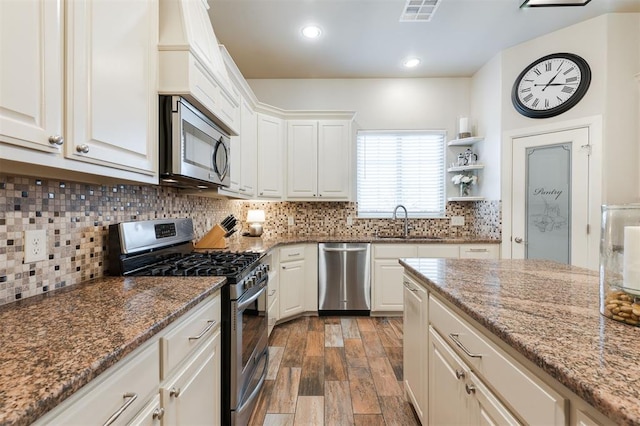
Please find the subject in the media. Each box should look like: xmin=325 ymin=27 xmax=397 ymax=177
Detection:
xmin=246 ymin=276 xmax=257 ymax=289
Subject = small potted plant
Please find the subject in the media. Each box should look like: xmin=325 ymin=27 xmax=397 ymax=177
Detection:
xmin=451 ymin=173 xmax=477 ymax=197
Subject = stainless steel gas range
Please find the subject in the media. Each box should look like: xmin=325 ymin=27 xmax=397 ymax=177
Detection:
xmin=108 ymin=218 xmax=269 ymax=425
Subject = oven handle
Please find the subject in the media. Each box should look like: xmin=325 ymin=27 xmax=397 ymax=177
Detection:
xmin=236 ymin=350 xmax=269 ymax=414
xmin=237 ymin=283 xmax=267 ymax=312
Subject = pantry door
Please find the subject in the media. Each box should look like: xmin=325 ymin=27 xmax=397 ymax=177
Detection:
xmin=511 ymin=128 xmax=590 ymax=267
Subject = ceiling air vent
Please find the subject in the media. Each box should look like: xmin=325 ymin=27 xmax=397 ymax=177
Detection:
xmin=400 ymin=0 xmax=442 ymax=22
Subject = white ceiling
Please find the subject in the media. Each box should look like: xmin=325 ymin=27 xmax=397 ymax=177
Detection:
xmin=209 ymin=0 xmax=640 ymax=79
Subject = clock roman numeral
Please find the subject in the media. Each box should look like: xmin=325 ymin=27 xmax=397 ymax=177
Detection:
xmin=563 ymin=67 xmax=575 ymax=75
xmin=533 ymin=68 xmax=542 ymax=76
xmin=561 ymin=86 xmax=575 ymax=94
xmin=544 ymin=99 xmax=549 ymax=108
xmin=545 ymin=62 xmax=552 ymax=72
xmin=523 ymin=93 xmax=534 ymax=102
xmin=566 ymin=76 xmax=578 ymax=83
xmin=520 ymin=87 xmax=531 ymax=93
xmin=532 ymin=98 xmax=540 ymax=108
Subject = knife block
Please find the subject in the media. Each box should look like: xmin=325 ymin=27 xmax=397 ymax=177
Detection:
xmin=194 ymin=224 xmax=227 ymax=249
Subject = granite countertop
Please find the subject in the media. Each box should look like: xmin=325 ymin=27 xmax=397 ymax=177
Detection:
xmin=400 ymin=258 xmax=640 ymax=426
xmin=218 ymin=234 xmax=500 ymax=253
xmin=0 ymin=275 xmax=225 ymax=425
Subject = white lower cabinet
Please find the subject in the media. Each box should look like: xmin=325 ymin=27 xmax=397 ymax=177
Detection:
xmin=428 ymin=294 xmax=567 ymax=425
xmin=403 ymin=273 xmax=427 ymax=423
xmin=35 ymin=291 xmax=221 ymax=425
xmin=160 ymin=329 xmax=221 ymax=425
xmin=428 ymin=327 xmax=519 ymax=425
xmin=279 ymin=245 xmax=307 ymax=319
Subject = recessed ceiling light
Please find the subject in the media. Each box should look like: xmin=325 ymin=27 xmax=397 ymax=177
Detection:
xmin=301 ymin=25 xmax=322 ymax=39
xmin=403 ymin=57 xmax=421 ymax=68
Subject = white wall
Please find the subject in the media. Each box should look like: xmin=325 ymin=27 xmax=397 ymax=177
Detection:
xmin=248 ymin=78 xmax=470 ymax=132
xmin=470 ymin=53 xmax=503 ymax=201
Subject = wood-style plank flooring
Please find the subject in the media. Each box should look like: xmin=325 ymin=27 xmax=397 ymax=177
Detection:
xmin=249 ymin=316 xmax=420 ymax=426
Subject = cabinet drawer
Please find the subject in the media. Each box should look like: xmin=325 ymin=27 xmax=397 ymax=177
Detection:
xmin=429 ymin=295 xmax=566 ymax=425
xmin=417 ymin=244 xmax=460 ymax=258
xmin=373 ymin=244 xmax=417 ymax=259
xmin=160 ymin=293 xmax=221 ymax=379
xmin=459 ymin=244 xmax=499 ymax=259
xmin=280 ymin=245 xmax=305 ymax=261
xmin=38 ymin=341 xmax=159 ymax=425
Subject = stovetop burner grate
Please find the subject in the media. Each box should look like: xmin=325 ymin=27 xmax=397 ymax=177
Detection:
xmin=131 ymin=251 xmax=263 ymax=279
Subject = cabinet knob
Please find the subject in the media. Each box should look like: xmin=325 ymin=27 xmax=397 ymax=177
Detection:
xmin=76 ymin=144 xmax=90 ymax=154
xmin=465 ymin=384 xmax=476 ymax=395
xmin=170 ymin=387 xmax=181 ymax=398
xmin=152 ymin=407 xmax=165 ymax=420
xmin=455 ymin=369 xmax=465 ymax=380
xmin=48 ymin=135 xmax=64 ymax=145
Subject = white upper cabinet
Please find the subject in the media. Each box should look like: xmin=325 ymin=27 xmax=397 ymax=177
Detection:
xmin=287 ymin=119 xmax=352 ymax=201
xmin=0 ymin=0 xmax=158 ymax=184
xmin=257 ymin=113 xmax=285 ymax=198
xmin=239 ymin=98 xmax=257 ymax=197
xmin=66 ymin=0 xmax=158 ymax=175
xmin=158 ymin=0 xmax=239 ymax=135
xmin=0 ymin=0 xmax=63 ymax=152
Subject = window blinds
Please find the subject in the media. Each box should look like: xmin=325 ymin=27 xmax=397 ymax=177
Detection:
xmin=356 ymin=130 xmax=446 ymax=218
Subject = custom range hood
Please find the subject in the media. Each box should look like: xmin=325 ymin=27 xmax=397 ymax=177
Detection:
xmin=158 ymin=0 xmax=239 ymax=136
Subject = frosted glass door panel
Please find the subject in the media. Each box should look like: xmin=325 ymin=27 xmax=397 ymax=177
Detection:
xmin=525 ymin=143 xmax=570 ymax=263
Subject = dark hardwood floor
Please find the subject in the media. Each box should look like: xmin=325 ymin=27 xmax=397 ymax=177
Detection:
xmin=248 ymin=316 xmax=421 ymax=426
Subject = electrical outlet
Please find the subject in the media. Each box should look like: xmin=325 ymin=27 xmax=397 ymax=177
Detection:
xmin=450 ymin=216 xmax=465 ymax=226
xmin=288 ymin=216 xmax=295 ymax=226
xmin=24 ymin=229 xmax=47 ymax=263
xmin=346 ymin=215 xmax=353 ymax=226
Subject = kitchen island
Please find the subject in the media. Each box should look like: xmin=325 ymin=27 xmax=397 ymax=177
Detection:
xmin=401 ymin=258 xmax=640 ymax=425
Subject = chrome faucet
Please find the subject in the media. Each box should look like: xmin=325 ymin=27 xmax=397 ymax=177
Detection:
xmin=392 ymin=204 xmax=409 ymax=238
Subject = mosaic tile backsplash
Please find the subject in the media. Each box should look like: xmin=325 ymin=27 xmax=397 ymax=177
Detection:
xmin=0 ymin=173 xmax=500 ymax=306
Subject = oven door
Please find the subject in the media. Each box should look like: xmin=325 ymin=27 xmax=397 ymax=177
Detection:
xmin=231 ymin=280 xmax=269 ymax=424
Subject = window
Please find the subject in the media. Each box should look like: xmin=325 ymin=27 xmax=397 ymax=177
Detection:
xmin=356 ymin=130 xmax=446 ymax=218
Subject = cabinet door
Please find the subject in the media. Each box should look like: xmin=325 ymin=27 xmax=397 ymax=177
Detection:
xmin=66 ymin=0 xmax=157 ymax=175
xmin=317 ymin=120 xmax=351 ymax=199
xmin=0 ymin=0 xmax=63 ymax=152
xmin=161 ymin=330 xmax=221 ymax=426
xmin=257 ymin=113 xmax=284 ymax=198
xmin=428 ymin=327 xmax=471 ymax=426
xmin=128 ymin=395 xmax=163 ymax=426
xmin=372 ymin=259 xmax=406 ymax=312
xmin=468 ymin=371 xmax=521 ymax=426
xmin=239 ymin=97 xmax=257 ymax=197
xmin=287 ymin=120 xmax=318 ymax=198
xmin=417 ymin=244 xmax=460 ymax=258
xmin=403 ymin=275 xmax=427 ymax=423
xmin=279 ymin=259 xmax=306 ymax=319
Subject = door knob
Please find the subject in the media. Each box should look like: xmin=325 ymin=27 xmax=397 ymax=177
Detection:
xmin=514 ymin=237 xmax=524 ymax=244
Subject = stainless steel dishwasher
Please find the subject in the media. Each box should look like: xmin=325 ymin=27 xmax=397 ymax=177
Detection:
xmin=318 ymin=243 xmax=371 ymax=315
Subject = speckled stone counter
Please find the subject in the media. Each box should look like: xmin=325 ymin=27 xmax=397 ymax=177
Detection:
xmin=400 ymin=258 xmax=640 ymax=426
xmin=218 ymin=234 xmax=500 ymax=254
xmin=0 ymin=275 xmax=225 ymax=425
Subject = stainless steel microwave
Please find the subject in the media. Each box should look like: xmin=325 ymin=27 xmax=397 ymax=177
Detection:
xmin=159 ymin=95 xmax=230 ymax=189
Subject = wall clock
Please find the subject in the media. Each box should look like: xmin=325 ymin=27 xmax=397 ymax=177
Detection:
xmin=511 ymin=53 xmax=591 ymax=119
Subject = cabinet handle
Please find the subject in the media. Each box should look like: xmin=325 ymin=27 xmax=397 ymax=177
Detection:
xmin=403 ymin=281 xmax=418 ymax=292
xmin=268 ymin=289 xmax=276 ymax=296
xmin=152 ymin=407 xmax=165 ymax=420
xmin=48 ymin=135 xmax=64 ymax=145
xmin=103 ymin=392 xmax=138 ymax=426
xmin=466 ymin=248 xmax=488 ymax=253
xmin=465 ymin=384 xmax=476 ymax=395
xmin=455 ymin=369 xmax=465 ymax=380
xmin=239 ymin=188 xmax=246 ymax=192
xmin=76 ymin=144 xmax=90 ymax=154
xmin=170 ymin=387 xmax=181 ymax=398
xmin=448 ymin=333 xmax=482 ymax=358
xmin=188 ymin=320 xmax=216 ymax=340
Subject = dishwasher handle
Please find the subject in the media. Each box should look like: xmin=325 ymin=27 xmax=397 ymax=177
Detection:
xmin=321 ymin=247 xmax=368 ymax=253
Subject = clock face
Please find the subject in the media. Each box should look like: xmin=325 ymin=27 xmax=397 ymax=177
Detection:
xmin=511 ymin=53 xmax=591 ymax=119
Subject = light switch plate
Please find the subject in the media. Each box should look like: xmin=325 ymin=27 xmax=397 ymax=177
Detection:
xmin=24 ymin=229 xmax=47 ymax=263
xmin=450 ymin=216 xmax=465 ymax=226
xmin=346 ymin=216 xmax=353 ymax=226
xmin=288 ymin=216 xmax=295 ymax=226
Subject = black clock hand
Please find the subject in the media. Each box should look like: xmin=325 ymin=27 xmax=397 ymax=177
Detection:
xmin=533 ymin=82 xmax=578 ymax=87
xmin=542 ymin=69 xmax=562 ymax=92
